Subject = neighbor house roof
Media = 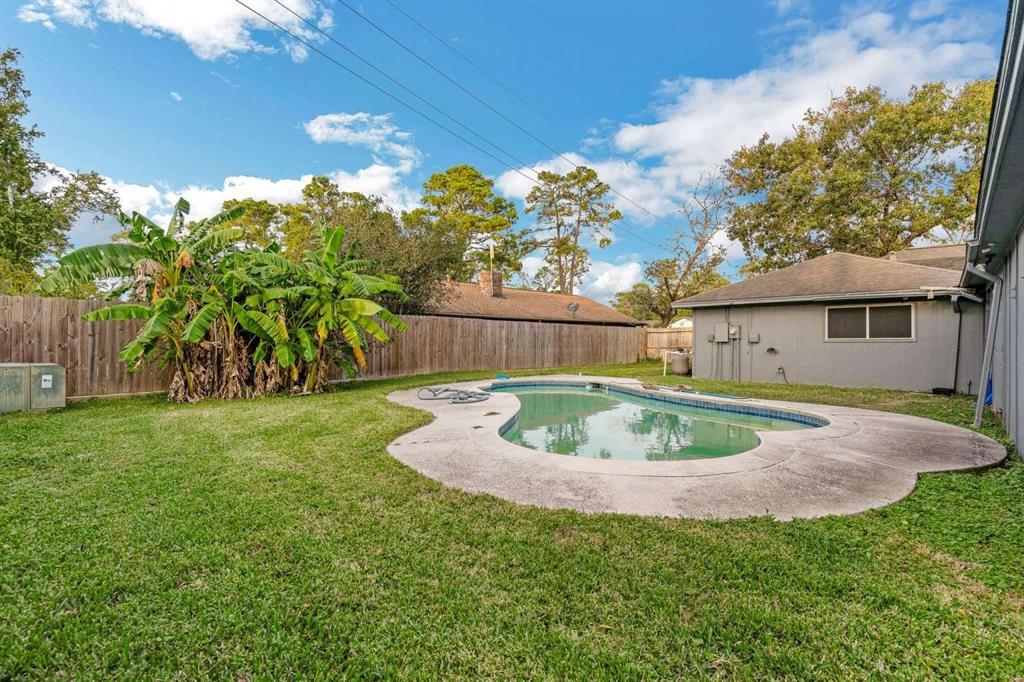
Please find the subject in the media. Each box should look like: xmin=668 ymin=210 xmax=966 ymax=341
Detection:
xmin=673 ymin=252 xmax=965 ymax=309
xmin=885 ymin=243 xmax=967 ymax=271
xmin=433 ymin=282 xmax=644 ymax=326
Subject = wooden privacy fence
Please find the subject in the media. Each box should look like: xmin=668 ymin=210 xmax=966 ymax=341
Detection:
xmin=0 ymin=296 xmax=645 ymax=398
xmin=362 ymin=315 xmax=645 ymax=378
xmin=644 ymin=327 xmax=694 ymax=359
xmin=0 ymin=295 xmax=171 ymax=399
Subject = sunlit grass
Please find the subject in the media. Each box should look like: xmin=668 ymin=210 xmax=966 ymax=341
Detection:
xmin=1 ymin=361 xmax=1020 ymax=679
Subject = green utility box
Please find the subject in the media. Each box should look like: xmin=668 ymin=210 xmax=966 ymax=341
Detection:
xmin=30 ymin=364 xmax=65 ymax=410
xmin=0 ymin=364 xmax=31 ymax=413
xmin=0 ymin=363 xmax=66 ymax=413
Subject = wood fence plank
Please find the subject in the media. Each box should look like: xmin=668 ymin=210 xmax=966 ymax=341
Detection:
xmin=1 ymin=296 xmax=647 ymax=397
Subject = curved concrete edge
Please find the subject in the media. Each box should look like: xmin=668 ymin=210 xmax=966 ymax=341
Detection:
xmin=385 ymin=374 xmax=1008 ymax=520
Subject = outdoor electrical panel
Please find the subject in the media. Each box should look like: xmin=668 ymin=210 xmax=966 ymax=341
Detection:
xmin=30 ymin=364 xmax=65 ymax=410
xmin=748 ymin=333 xmax=761 ymax=344
xmin=713 ymin=323 xmax=731 ymax=343
xmin=0 ymin=363 xmax=65 ymax=413
xmin=0 ymin=364 xmax=30 ymax=413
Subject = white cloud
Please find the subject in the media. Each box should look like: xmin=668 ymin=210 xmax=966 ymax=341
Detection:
xmin=768 ymin=0 xmax=810 ymax=17
xmin=63 ymin=162 xmax=419 ymax=248
xmin=709 ymin=228 xmax=745 ymax=261
xmin=908 ymin=0 xmax=950 ymax=20
xmin=17 ymin=0 xmax=331 ymax=62
xmin=613 ymin=6 xmax=997 ymax=188
xmin=501 ymin=6 xmax=998 ymax=237
xmin=498 ymin=8 xmax=996 ymax=230
xmin=579 ymin=261 xmax=643 ymax=302
xmin=209 ymin=70 xmax=240 ymax=89
xmin=516 ymin=256 xmax=545 ymax=285
xmin=512 ymin=256 xmax=641 ymax=302
xmin=18 ymin=0 xmax=94 ymax=30
xmin=17 ymin=7 xmax=57 ymax=31
xmin=304 ymin=112 xmax=421 ymax=169
xmin=169 ymin=90 xmax=182 ymax=102
xmin=495 ymin=151 xmax=679 ymax=224
xmin=496 ymin=5 xmax=996 ymax=282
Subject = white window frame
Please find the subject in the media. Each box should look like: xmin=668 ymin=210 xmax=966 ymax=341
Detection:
xmin=824 ymin=302 xmax=916 ymax=342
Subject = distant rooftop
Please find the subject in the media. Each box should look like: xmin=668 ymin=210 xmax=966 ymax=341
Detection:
xmin=432 ymin=278 xmax=643 ymax=326
xmin=673 ymin=252 xmax=965 ymax=309
xmin=885 ymin=243 xmax=967 ymax=271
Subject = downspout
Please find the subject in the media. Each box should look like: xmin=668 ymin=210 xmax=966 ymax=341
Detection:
xmin=967 ymin=264 xmax=1004 ymax=427
xmin=950 ymin=291 xmax=984 ymax=395
xmin=952 ymin=298 xmax=963 ymax=394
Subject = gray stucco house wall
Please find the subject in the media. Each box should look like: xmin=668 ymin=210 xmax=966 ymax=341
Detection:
xmin=986 ymin=240 xmax=1021 ymax=439
xmin=963 ymin=0 xmax=1024 ymax=444
xmin=690 ymin=300 xmax=983 ymax=393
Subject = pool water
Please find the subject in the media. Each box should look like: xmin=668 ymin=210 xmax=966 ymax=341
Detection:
xmin=492 ymin=385 xmax=812 ymax=461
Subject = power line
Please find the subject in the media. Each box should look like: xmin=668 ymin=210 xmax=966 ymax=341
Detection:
xmin=231 ymin=0 xmax=536 ymax=189
xmin=232 ymin=0 xmax=670 ymax=253
xmin=333 ymin=0 xmax=669 ymax=224
xmin=382 ymin=0 xmax=577 ymax=139
xmin=269 ymin=0 xmax=540 ymax=179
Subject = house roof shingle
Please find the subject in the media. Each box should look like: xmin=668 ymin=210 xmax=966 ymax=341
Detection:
xmin=673 ymin=252 xmax=965 ymax=308
xmin=433 ymin=282 xmax=643 ymax=326
xmin=885 ymin=243 xmax=967 ymax=271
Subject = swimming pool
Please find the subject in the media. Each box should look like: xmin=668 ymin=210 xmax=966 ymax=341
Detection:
xmin=490 ymin=381 xmax=824 ymax=461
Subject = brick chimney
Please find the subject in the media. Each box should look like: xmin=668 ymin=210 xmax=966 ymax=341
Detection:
xmin=479 ymin=269 xmax=503 ymax=297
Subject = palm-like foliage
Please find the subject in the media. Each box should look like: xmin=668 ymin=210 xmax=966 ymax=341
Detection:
xmin=40 ymin=200 xmax=244 ymax=399
xmin=39 ymin=203 xmax=407 ymax=402
xmin=39 ymin=199 xmax=243 ymax=299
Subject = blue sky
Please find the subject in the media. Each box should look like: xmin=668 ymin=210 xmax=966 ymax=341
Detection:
xmin=2 ymin=0 xmax=1008 ymax=300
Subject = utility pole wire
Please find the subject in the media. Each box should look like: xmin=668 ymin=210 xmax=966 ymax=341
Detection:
xmin=232 ymin=0 xmax=537 ymax=189
xmin=383 ymin=0 xmax=577 ymax=139
xmin=270 ymin=0 xmax=542 ymax=179
xmin=232 ymin=0 xmax=672 ymax=253
xmin=333 ymin=0 xmax=670 ymax=224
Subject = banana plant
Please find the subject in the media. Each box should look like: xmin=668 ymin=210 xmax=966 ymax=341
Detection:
xmin=39 ymin=198 xmax=243 ymax=299
xmin=258 ymin=224 xmax=408 ymax=392
xmin=301 ymin=225 xmax=406 ymax=374
xmin=38 ymin=210 xmax=408 ymax=401
xmin=40 ymin=199 xmax=244 ymax=400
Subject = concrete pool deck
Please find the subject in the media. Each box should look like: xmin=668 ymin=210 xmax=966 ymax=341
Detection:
xmin=386 ymin=375 xmax=1007 ymax=520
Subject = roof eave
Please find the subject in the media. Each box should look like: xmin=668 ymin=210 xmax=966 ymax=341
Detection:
xmin=965 ymin=0 xmax=1024 ymax=282
xmin=673 ymin=289 xmax=962 ymax=309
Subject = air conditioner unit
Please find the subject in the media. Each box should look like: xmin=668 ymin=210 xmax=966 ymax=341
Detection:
xmin=0 ymin=363 xmax=66 ymax=413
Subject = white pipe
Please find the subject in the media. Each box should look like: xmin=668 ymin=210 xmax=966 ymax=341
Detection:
xmin=967 ymin=264 xmax=1003 ymax=428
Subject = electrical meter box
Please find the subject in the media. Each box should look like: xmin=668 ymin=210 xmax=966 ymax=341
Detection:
xmin=30 ymin=364 xmax=65 ymax=410
xmin=0 ymin=364 xmax=31 ymax=413
xmin=0 ymin=363 xmax=65 ymax=412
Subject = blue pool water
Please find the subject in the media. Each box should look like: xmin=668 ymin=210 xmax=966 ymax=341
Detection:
xmin=491 ymin=383 xmax=818 ymax=461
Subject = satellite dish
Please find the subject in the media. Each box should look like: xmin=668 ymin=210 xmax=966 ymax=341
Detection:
xmin=566 ymin=302 xmax=579 ymax=314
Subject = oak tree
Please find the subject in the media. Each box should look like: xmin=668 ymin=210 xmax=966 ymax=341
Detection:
xmin=725 ymin=81 xmax=995 ymax=273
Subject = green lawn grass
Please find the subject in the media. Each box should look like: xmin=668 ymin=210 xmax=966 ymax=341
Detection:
xmin=1 ymin=361 xmax=1021 ymax=679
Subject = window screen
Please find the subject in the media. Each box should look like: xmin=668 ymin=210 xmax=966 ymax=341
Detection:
xmin=827 ymin=307 xmax=867 ymax=338
xmin=868 ymin=305 xmax=913 ymax=338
